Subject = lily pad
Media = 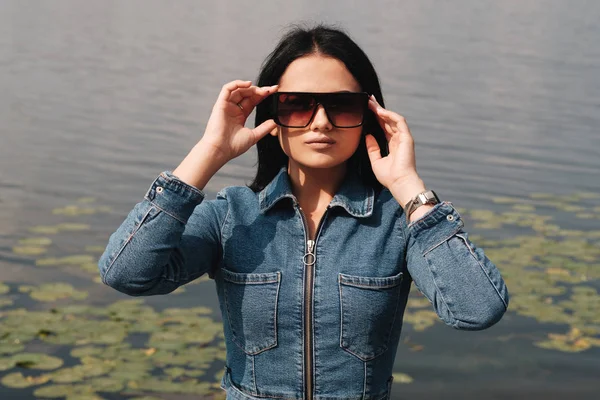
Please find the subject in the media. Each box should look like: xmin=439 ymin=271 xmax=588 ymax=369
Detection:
xmin=18 ymin=237 xmax=52 ymax=246
xmin=392 ymin=372 xmax=414 ymax=384
xmin=1 ymin=372 xmax=51 ymax=388
xmin=0 ymin=282 xmax=9 ymax=295
xmin=12 ymin=246 xmax=47 ymax=256
xmin=56 ymin=223 xmax=91 ymax=231
xmin=85 ymin=245 xmax=107 ymax=253
xmin=19 ymin=283 xmax=88 ymax=302
xmin=29 ymin=225 xmax=61 ymax=234
xmin=0 ymin=342 xmax=25 ymax=355
xmin=8 ymin=353 xmax=64 ymax=370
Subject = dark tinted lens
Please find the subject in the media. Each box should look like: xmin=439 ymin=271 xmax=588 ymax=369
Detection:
xmin=277 ymin=93 xmax=316 ymax=127
xmin=324 ymin=93 xmax=366 ymax=127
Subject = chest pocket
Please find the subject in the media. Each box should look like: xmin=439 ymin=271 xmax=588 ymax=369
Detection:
xmin=222 ymin=268 xmax=281 ymax=355
xmin=338 ymin=271 xmax=404 ymax=361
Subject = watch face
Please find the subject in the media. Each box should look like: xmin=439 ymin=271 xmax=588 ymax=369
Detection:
xmin=418 ymin=191 xmax=439 ymax=204
xmin=420 ymin=190 xmax=439 ymax=205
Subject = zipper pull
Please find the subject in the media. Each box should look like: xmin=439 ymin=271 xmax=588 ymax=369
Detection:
xmin=304 ymin=240 xmax=316 ymax=266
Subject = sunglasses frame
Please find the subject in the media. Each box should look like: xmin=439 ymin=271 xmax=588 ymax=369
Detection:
xmin=270 ymin=91 xmax=371 ymax=128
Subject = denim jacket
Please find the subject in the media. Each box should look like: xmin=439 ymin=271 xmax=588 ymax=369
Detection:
xmin=98 ymin=165 xmax=509 ymax=400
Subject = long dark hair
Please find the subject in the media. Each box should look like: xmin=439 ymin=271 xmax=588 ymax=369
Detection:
xmin=248 ymin=23 xmax=388 ymax=194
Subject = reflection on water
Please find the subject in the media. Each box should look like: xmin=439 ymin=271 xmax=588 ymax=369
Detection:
xmin=1 ymin=0 xmax=599 ymax=398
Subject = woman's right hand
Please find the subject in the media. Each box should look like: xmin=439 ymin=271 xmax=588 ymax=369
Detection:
xmin=200 ymin=80 xmax=279 ymax=163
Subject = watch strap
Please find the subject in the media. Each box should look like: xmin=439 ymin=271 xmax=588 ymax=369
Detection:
xmin=403 ymin=190 xmax=440 ymax=220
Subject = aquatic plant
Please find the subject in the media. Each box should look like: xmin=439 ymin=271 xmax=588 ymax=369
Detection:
xmin=2 ymin=192 xmax=599 ymax=396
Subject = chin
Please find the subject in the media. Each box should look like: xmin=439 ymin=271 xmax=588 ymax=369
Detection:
xmin=291 ymin=155 xmax=352 ymax=170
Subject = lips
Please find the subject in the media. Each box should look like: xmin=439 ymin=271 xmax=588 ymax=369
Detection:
xmin=305 ymin=137 xmax=336 ymax=144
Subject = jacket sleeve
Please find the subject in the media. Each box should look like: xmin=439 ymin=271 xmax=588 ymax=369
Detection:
xmin=402 ymin=201 xmax=509 ymax=330
xmin=98 ymin=171 xmax=227 ymax=296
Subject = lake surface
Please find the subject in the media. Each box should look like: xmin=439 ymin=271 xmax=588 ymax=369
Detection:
xmin=1 ymin=0 xmax=599 ymax=399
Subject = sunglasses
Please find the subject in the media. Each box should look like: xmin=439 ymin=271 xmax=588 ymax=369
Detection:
xmin=269 ymin=91 xmax=370 ymax=128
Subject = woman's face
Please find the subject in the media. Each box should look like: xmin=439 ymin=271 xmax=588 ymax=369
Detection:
xmin=270 ymin=54 xmax=363 ymax=170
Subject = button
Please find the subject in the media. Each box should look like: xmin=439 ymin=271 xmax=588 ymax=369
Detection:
xmin=446 ymin=214 xmax=454 ymax=221
xmin=156 ymin=186 xmax=164 ymax=193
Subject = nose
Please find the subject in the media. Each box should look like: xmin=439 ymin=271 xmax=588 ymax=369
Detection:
xmin=309 ymin=104 xmax=333 ymax=131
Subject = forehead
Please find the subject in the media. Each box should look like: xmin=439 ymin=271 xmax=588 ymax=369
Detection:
xmin=278 ymin=54 xmax=361 ymax=92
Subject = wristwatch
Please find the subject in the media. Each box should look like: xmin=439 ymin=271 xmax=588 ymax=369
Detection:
xmin=403 ymin=190 xmax=440 ymax=220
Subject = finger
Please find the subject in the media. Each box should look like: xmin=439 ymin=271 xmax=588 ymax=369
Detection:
xmin=365 ymin=134 xmax=382 ymax=164
xmin=250 ymin=119 xmax=278 ymax=144
xmin=368 ymin=99 xmax=395 ymax=141
xmin=238 ymin=86 xmax=278 ymax=115
xmin=383 ymin=122 xmax=394 ymax=141
xmin=370 ymin=105 xmax=415 ymax=149
xmin=231 ymin=85 xmax=278 ymax=108
xmin=369 ymin=95 xmax=409 ymax=129
xmin=217 ymin=80 xmax=253 ymax=103
xmin=229 ymin=86 xmax=267 ymax=104
xmin=375 ymin=107 xmax=409 ymax=134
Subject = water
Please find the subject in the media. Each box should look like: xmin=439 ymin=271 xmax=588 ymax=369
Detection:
xmin=1 ymin=0 xmax=599 ymax=398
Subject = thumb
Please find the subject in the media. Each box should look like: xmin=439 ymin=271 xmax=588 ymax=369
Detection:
xmin=250 ymin=119 xmax=277 ymax=145
xmin=365 ymin=134 xmax=382 ymax=164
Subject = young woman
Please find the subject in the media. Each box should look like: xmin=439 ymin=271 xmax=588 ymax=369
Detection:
xmin=99 ymin=24 xmax=509 ymax=400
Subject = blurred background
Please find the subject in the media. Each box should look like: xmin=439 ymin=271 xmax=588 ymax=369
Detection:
xmin=1 ymin=0 xmax=599 ymax=399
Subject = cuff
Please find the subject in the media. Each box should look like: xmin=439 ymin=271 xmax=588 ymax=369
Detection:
xmin=144 ymin=171 xmax=206 ymax=224
xmin=407 ymin=201 xmax=464 ymax=254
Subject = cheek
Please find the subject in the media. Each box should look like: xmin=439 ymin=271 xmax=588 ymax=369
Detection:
xmin=275 ymin=129 xmax=295 ymax=156
xmin=343 ymin=129 xmax=364 ymax=154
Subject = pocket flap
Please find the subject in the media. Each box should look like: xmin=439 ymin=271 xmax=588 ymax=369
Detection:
xmin=339 ymin=271 xmax=403 ymax=289
xmin=221 ymin=268 xmax=280 ymax=284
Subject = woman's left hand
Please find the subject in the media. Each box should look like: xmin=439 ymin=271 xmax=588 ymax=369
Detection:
xmin=364 ymin=95 xmax=426 ymax=207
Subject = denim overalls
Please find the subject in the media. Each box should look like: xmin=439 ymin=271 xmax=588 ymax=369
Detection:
xmin=99 ymin=165 xmax=509 ymax=400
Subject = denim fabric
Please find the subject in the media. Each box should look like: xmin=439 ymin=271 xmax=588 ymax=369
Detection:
xmin=99 ymin=165 xmax=509 ymax=400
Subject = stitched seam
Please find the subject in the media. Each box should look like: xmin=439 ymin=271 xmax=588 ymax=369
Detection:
xmin=224 ymin=278 xmax=280 ymax=285
xmin=408 ymin=201 xmax=451 ymax=229
xmin=422 ymin=251 xmax=459 ymax=328
xmin=228 ymin=374 xmax=289 ymax=399
xmin=273 ymin=272 xmax=281 ymax=349
xmin=102 ymin=206 xmax=154 ymax=285
xmin=221 ymin=269 xmax=280 ymax=284
xmin=457 ymin=233 xmax=508 ymax=309
xmin=338 ymin=279 xmax=384 ymax=362
xmin=362 ymin=361 xmax=367 ymax=400
xmin=340 ymin=280 xmax=402 ymax=290
xmin=159 ymin=171 xmax=206 ymax=197
xmin=338 ymin=275 xmax=344 ymax=354
xmin=262 ymin=193 xmax=296 ymax=213
xmin=385 ymin=282 xmax=403 ymax=346
xmin=220 ymin=193 xmax=230 ymax=249
xmin=339 ymin=271 xmax=404 ymax=288
xmin=252 ymin=355 xmax=257 ymax=395
xmin=223 ymin=276 xmax=280 ymax=356
xmin=422 ymin=225 xmax=462 ymax=255
xmin=148 ymin=200 xmax=186 ymax=224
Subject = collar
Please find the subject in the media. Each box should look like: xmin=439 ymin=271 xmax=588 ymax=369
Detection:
xmin=258 ymin=165 xmax=374 ymax=218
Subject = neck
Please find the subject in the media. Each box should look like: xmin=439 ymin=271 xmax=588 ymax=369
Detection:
xmin=287 ymin=162 xmax=347 ymax=211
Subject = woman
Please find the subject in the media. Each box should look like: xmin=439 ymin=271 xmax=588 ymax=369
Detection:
xmin=99 ymin=24 xmax=509 ymax=400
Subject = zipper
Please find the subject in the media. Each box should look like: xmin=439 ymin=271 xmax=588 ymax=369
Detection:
xmin=298 ymin=205 xmax=327 ymax=400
